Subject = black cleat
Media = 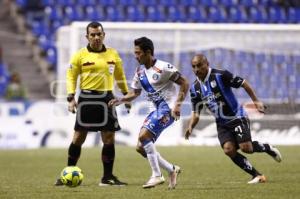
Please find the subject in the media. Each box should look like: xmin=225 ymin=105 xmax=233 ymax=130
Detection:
xmin=99 ymin=175 xmax=128 ymax=186
xmin=54 ymin=178 xmax=64 ymax=186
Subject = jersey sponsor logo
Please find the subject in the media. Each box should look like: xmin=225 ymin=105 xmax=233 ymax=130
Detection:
xmin=82 ymin=62 xmax=95 ymax=66
xmin=167 ymin=64 xmax=173 ymax=69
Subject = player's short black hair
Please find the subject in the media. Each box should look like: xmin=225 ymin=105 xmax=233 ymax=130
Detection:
xmin=134 ymin=37 xmax=154 ymax=55
xmin=86 ymin=21 xmax=104 ymax=34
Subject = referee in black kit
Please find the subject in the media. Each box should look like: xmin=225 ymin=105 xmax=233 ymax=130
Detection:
xmin=55 ymin=21 xmax=130 ymax=186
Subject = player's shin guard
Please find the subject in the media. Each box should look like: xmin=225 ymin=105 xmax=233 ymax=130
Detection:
xmin=68 ymin=143 xmax=81 ymax=166
xmin=102 ymin=144 xmax=115 ymax=178
xmin=231 ymin=152 xmax=261 ymax=177
xmin=142 ymin=140 xmax=161 ymax=177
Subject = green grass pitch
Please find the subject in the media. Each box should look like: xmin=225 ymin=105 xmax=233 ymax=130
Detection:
xmin=0 ymin=146 xmax=299 ymax=199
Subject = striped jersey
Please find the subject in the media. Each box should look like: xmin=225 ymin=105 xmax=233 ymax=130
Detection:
xmin=131 ymin=59 xmax=180 ymax=109
xmin=190 ymin=68 xmax=247 ymax=124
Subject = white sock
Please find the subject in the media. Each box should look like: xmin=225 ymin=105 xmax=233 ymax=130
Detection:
xmin=157 ymin=152 xmax=173 ymax=173
xmin=143 ymin=141 xmax=161 ymax=177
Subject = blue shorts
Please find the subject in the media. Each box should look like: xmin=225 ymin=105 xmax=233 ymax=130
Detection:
xmin=142 ymin=102 xmax=174 ymax=142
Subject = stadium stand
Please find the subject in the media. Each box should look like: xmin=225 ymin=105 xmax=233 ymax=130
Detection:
xmin=6 ymin=0 xmax=300 ymax=103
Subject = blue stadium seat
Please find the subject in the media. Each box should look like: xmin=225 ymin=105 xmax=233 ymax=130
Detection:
xmin=0 ymin=63 xmax=9 ymax=96
xmin=228 ymin=7 xmax=242 ymax=23
xmin=273 ymin=54 xmax=285 ymax=65
xmin=85 ymin=6 xmax=105 ymax=21
xmin=56 ymin=0 xmax=76 ymax=7
xmin=178 ymin=0 xmax=198 ymax=6
xmin=200 ymin=0 xmax=218 ymax=6
xmin=293 ymin=55 xmax=300 ymax=64
xmin=186 ymin=6 xmax=207 ymax=22
xmin=77 ymin=0 xmax=97 ymax=6
xmin=287 ymin=7 xmax=300 ymax=23
xmin=239 ymin=0 xmax=256 ymax=7
xmin=167 ymin=6 xmax=186 ymax=22
xmin=64 ymin=6 xmax=85 ymax=21
xmin=44 ymin=6 xmax=64 ymax=21
xmin=97 ymin=0 xmax=118 ymax=6
xmin=138 ymin=0 xmax=157 ymax=6
xmin=145 ymin=6 xmax=165 ymax=22
xmin=160 ymin=0 xmax=177 ymax=6
xmin=208 ymin=6 xmax=227 ymax=23
xmin=219 ymin=0 xmax=239 ymax=7
xmin=268 ymin=7 xmax=287 ymax=23
xmin=51 ymin=19 xmax=64 ymax=33
xmin=125 ymin=6 xmax=145 ymax=22
xmin=15 ymin=0 xmax=26 ymax=8
xmin=31 ymin=21 xmax=50 ymax=37
xmin=46 ymin=47 xmax=57 ymax=69
xmin=38 ymin=34 xmax=55 ymax=52
xmin=254 ymin=53 xmax=265 ymax=63
xmin=106 ymin=6 xmax=125 ymax=21
xmin=119 ymin=0 xmax=137 ymax=6
xmin=42 ymin=0 xmax=56 ymax=6
xmin=248 ymin=6 xmax=268 ymax=23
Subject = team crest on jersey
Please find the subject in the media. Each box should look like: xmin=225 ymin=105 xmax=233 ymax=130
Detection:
xmin=210 ymin=80 xmax=217 ymax=88
xmin=152 ymin=73 xmax=159 ymax=80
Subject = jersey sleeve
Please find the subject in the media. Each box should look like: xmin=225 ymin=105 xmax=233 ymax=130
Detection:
xmin=190 ymin=84 xmax=203 ymax=114
xmin=222 ymin=70 xmax=245 ymax=88
xmin=113 ymin=49 xmax=129 ymax=93
xmin=130 ymin=71 xmax=142 ymax=90
xmin=66 ymin=51 xmax=81 ymax=94
xmin=163 ymin=63 xmax=181 ymax=81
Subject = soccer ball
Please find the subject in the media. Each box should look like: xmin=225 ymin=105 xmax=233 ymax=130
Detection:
xmin=60 ymin=166 xmax=84 ymax=187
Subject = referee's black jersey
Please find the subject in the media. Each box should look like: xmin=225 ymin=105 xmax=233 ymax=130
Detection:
xmin=190 ymin=68 xmax=248 ymax=125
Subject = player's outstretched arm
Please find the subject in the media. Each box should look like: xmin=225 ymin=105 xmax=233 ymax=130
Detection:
xmin=185 ymin=111 xmax=200 ymax=140
xmin=172 ymin=76 xmax=189 ymax=120
xmin=242 ymin=80 xmax=266 ymax=114
xmin=108 ymin=89 xmax=141 ymax=107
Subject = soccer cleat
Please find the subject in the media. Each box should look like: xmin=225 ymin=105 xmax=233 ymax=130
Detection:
xmin=247 ymin=175 xmax=267 ymax=184
xmin=54 ymin=178 xmax=64 ymax=186
xmin=99 ymin=175 xmax=128 ymax=186
xmin=268 ymin=145 xmax=282 ymax=162
xmin=168 ymin=165 xmax=181 ymax=189
xmin=142 ymin=175 xmax=165 ymax=188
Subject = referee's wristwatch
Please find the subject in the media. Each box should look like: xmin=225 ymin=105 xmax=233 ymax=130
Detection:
xmin=67 ymin=94 xmax=75 ymax=102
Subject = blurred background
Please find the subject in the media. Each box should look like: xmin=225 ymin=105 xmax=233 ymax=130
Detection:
xmin=0 ymin=0 xmax=299 ymax=149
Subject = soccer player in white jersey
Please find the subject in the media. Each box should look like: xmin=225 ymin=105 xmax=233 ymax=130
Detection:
xmin=109 ymin=37 xmax=189 ymax=189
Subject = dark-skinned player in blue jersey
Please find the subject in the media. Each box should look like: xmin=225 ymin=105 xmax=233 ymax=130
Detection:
xmin=185 ymin=54 xmax=282 ymax=184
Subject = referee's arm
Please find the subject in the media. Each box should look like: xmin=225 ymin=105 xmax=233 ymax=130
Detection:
xmin=114 ymin=60 xmax=129 ymax=94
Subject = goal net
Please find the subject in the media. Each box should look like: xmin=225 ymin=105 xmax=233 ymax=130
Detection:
xmin=55 ymin=22 xmax=300 ymax=145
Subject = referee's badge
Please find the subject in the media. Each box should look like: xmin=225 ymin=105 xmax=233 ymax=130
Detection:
xmin=108 ymin=64 xmax=115 ymax=74
xmin=210 ymin=80 xmax=216 ymax=88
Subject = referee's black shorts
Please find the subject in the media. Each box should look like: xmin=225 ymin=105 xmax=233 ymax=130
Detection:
xmin=217 ymin=117 xmax=252 ymax=147
xmin=74 ymin=90 xmax=121 ymax=132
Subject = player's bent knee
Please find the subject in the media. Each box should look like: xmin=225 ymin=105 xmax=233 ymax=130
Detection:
xmin=240 ymin=147 xmax=253 ymax=154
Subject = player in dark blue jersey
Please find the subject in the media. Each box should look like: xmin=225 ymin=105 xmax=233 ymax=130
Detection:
xmin=185 ymin=54 xmax=282 ymax=184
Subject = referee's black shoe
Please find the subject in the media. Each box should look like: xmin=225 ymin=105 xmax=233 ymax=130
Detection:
xmin=99 ymin=175 xmax=128 ymax=186
xmin=54 ymin=178 xmax=64 ymax=186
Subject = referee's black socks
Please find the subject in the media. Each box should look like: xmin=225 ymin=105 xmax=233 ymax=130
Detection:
xmin=68 ymin=143 xmax=81 ymax=166
xmin=102 ymin=144 xmax=115 ymax=178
